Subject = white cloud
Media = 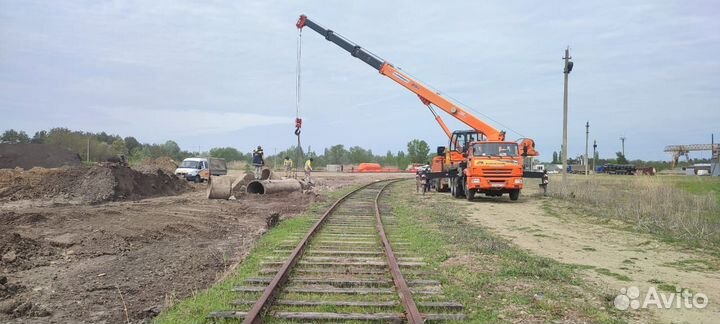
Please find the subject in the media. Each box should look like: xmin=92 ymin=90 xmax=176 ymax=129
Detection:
xmin=99 ymin=107 xmax=289 ymax=139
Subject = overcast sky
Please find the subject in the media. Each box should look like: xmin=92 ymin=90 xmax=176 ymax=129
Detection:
xmin=1 ymin=0 xmax=718 ymax=161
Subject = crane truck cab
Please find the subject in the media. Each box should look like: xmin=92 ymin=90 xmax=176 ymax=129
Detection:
xmin=462 ymin=141 xmax=524 ymax=200
xmin=442 ymin=130 xmax=524 ymax=201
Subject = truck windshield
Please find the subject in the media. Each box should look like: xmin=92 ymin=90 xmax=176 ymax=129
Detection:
xmin=180 ymin=161 xmax=201 ymax=169
xmin=473 ymin=143 xmax=518 ymax=157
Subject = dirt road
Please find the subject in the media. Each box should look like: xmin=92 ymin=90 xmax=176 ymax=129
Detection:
xmin=442 ymin=190 xmax=720 ymax=324
xmin=0 ymin=171 xmax=408 ymax=323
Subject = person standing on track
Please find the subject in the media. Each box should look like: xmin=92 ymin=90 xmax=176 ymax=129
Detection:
xmin=304 ymin=158 xmax=313 ymax=183
xmin=283 ymin=156 xmax=293 ymax=178
xmin=252 ymin=146 xmax=264 ymax=179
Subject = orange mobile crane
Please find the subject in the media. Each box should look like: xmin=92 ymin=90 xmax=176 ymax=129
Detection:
xmin=297 ymin=15 xmax=538 ymax=201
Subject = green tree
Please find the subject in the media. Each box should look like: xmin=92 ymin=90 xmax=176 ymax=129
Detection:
xmin=31 ymin=130 xmax=47 ymax=144
xmin=1 ymin=129 xmax=30 ymax=144
xmin=552 ymin=151 xmax=559 ymax=164
xmin=348 ymin=146 xmax=373 ymax=164
xmin=111 ymin=139 xmax=127 ymax=156
xmin=406 ymin=139 xmax=430 ymax=163
xmin=124 ymin=136 xmax=141 ymax=154
xmin=616 ymin=152 xmax=629 ymax=164
xmin=209 ymin=147 xmax=244 ymax=161
xmin=396 ymin=151 xmax=409 ymax=170
xmin=325 ymin=144 xmax=347 ymax=164
xmin=384 ymin=150 xmax=396 ymax=167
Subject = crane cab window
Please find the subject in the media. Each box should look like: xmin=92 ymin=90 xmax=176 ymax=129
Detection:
xmin=473 ymin=143 xmax=518 ymax=157
xmin=450 ymin=132 xmax=483 ymax=153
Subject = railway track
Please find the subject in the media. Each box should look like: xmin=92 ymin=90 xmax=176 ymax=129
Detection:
xmin=209 ymin=179 xmax=465 ymax=322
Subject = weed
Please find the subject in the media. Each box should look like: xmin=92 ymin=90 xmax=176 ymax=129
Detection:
xmin=548 ymin=175 xmax=720 ymax=251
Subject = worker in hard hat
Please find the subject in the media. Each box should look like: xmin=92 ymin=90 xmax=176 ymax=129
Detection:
xmin=252 ymin=146 xmax=264 ymax=179
xmin=283 ymin=156 xmax=293 ymax=178
xmin=304 ymin=158 xmax=313 ymax=183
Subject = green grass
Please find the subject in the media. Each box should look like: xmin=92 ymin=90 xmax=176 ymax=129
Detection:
xmin=668 ymin=177 xmax=720 ymax=202
xmin=547 ymin=175 xmax=720 ymax=252
xmin=153 ymin=186 xmax=358 ymax=324
xmin=662 ymin=258 xmax=720 ymax=273
xmin=593 ymin=268 xmax=632 ymax=282
xmin=384 ymin=181 xmax=628 ymax=323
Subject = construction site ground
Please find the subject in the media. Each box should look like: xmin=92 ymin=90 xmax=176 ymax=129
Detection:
xmin=0 ymin=170 xmax=407 ymax=324
xmin=3 ymin=168 xmax=717 ymax=323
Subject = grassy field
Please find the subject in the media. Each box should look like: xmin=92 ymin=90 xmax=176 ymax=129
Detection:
xmin=669 ymin=176 xmax=720 ymax=201
xmin=548 ymin=174 xmax=720 ymax=251
xmin=385 ymin=181 xmax=627 ymax=323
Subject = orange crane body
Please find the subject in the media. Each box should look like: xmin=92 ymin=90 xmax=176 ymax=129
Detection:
xmin=297 ymin=15 xmax=537 ymax=200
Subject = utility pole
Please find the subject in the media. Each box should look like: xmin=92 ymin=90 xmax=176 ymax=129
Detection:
xmin=592 ymin=140 xmax=597 ymax=175
xmin=584 ymin=121 xmax=589 ymax=175
xmin=562 ymin=47 xmax=573 ymax=182
xmin=86 ymin=137 xmax=90 ymax=162
xmin=620 ymin=136 xmax=626 ymax=157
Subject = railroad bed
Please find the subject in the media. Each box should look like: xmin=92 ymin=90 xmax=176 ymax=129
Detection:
xmin=209 ymin=180 xmax=465 ymax=323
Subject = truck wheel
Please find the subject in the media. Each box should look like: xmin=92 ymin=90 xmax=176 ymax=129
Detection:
xmin=455 ymin=178 xmax=465 ymax=198
xmin=465 ymin=185 xmax=475 ymax=201
xmin=509 ymin=189 xmax=520 ymax=201
xmin=194 ymin=175 xmax=201 ymax=183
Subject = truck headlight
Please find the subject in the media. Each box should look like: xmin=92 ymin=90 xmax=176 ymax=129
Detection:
xmin=514 ymin=179 xmax=523 ymax=184
xmin=472 ymin=178 xmax=480 ymax=184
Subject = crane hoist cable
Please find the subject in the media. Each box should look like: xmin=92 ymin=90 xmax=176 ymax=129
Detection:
xmin=294 ymin=28 xmax=304 ymax=170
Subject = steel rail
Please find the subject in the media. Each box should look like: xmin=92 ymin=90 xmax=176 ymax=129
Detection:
xmin=374 ymin=180 xmax=424 ymax=323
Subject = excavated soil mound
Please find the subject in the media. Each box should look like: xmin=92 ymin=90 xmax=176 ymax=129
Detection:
xmin=0 ymin=164 xmax=189 ymax=204
xmin=0 ymin=144 xmax=82 ymax=170
xmin=134 ymin=157 xmax=178 ymax=174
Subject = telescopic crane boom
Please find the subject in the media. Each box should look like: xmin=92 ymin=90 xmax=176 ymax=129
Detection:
xmin=297 ymin=15 xmax=507 ymax=142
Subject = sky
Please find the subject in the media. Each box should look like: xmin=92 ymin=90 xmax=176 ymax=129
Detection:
xmin=1 ymin=0 xmax=718 ymax=161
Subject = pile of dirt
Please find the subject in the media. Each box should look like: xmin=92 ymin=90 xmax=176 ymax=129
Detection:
xmin=0 ymin=232 xmax=58 ymax=271
xmin=0 ymin=144 xmax=82 ymax=170
xmin=0 ymin=164 xmax=189 ymax=204
xmin=134 ymin=157 xmax=178 ymax=174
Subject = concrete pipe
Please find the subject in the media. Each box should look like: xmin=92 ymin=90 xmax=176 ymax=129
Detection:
xmin=246 ymin=179 xmax=302 ymax=195
xmin=232 ymin=173 xmax=256 ymax=193
xmin=260 ymin=168 xmax=281 ymax=180
xmin=207 ymin=176 xmax=234 ymax=199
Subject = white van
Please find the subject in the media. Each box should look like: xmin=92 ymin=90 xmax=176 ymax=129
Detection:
xmin=174 ymin=158 xmax=227 ymax=183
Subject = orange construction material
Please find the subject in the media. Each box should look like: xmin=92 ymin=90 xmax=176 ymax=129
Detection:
xmin=357 ymin=163 xmax=382 ymax=172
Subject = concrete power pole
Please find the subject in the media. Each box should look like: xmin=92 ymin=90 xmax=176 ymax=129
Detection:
xmin=620 ymin=136 xmax=626 ymax=157
xmin=584 ymin=122 xmax=589 ymax=175
xmin=562 ymin=47 xmax=573 ymax=182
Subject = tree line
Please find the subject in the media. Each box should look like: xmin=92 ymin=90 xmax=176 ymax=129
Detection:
xmin=1 ymin=128 xmax=433 ymax=168
xmin=1 ymin=128 xmax=193 ymax=162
